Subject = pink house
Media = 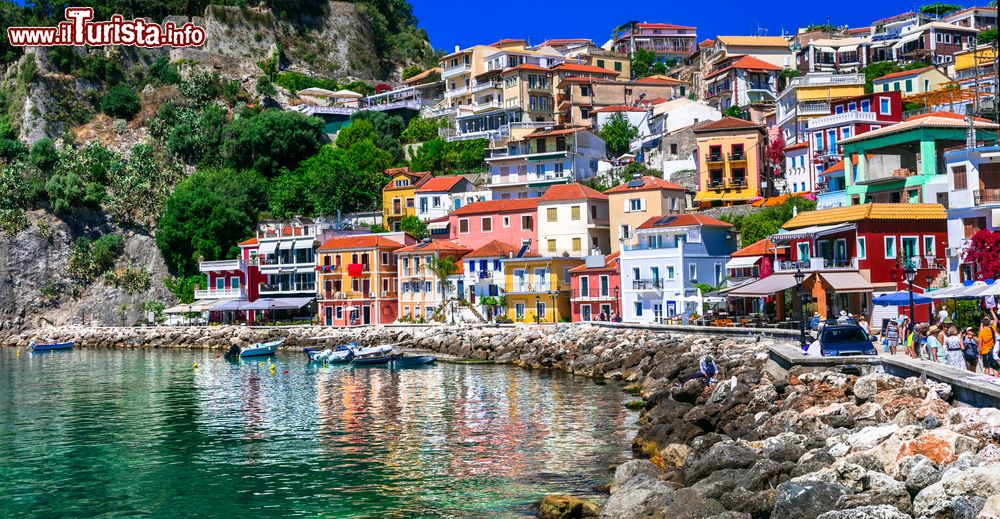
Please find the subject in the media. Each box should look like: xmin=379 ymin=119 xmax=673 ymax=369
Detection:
xmin=447 ymin=198 xmax=539 ymax=252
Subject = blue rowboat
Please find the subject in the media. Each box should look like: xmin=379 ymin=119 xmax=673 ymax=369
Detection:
xmin=389 ymin=355 xmax=436 ymax=368
xmin=239 ymin=339 xmax=284 ymax=358
xmin=29 ymin=340 xmax=74 ymax=352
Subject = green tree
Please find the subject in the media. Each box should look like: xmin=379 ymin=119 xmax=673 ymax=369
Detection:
xmin=722 ymin=106 xmax=745 ymax=118
xmin=0 ymin=160 xmax=30 ymax=234
xmin=156 ymin=168 xmax=268 ymax=276
xmin=399 ymin=215 xmax=429 ymax=239
xmin=101 ymin=85 xmax=141 ymax=119
xmin=222 ymin=110 xmax=324 ymax=178
xmin=0 ymin=116 xmax=27 ymax=162
xmin=401 ymin=116 xmax=444 ymax=143
xmin=723 ymin=196 xmax=817 ymax=245
xmin=631 ymin=49 xmax=667 ymax=78
xmin=979 ymin=29 xmax=998 ymax=45
xmin=401 ymin=64 xmax=423 ymax=80
xmin=599 ymin=112 xmax=639 ymax=158
xmin=347 ymin=110 xmax=406 ymax=164
xmin=409 ymin=137 xmax=486 ymax=175
xmin=919 ymin=3 xmax=961 ymax=18
xmin=28 ymin=138 xmax=58 ymax=172
xmin=859 ymin=61 xmax=929 ymax=93
xmin=149 ymin=56 xmax=180 ymax=85
xmin=44 ymin=169 xmax=105 ymax=214
xmin=106 ymin=143 xmax=185 ymax=227
xmin=777 ymin=68 xmax=801 ymax=92
xmin=164 ymin=275 xmax=204 ymax=305
xmin=428 ymin=256 xmax=458 ymax=323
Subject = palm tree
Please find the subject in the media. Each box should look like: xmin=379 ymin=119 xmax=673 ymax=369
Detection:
xmin=429 ymin=256 xmax=458 ymax=323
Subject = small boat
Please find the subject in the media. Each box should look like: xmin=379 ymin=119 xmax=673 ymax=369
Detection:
xmin=389 ymin=355 xmax=437 ymax=368
xmin=29 ymin=340 xmax=74 ymax=352
xmin=308 ymin=344 xmax=355 ymax=364
xmin=350 ymin=352 xmax=399 ymax=366
xmin=239 ymin=339 xmax=284 ymax=358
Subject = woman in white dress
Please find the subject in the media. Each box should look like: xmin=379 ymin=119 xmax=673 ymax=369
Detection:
xmin=944 ymin=325 xmax=965 ymax=370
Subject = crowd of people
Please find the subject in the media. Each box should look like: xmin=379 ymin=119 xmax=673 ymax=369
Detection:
xmin=875 ymin=307 xmax=999 ymax=375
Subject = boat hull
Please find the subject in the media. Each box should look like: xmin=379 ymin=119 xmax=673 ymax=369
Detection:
xmin=239 ymin=339 xmax=284 ymax=358
xmin=29 ymin=341 xmax=74 ymax=351
xmin=351 ymin=354 xmax=398 ymax=366
xmin=390 ymin=355 xmax=437 ymax=367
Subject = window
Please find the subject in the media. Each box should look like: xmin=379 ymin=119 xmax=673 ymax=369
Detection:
xmin=580 ymin=108 xmax=590 ymax=119
xmin=813 ymin=132 xmax=823 ymax=150
xmin=596 ymin=59 xmax=605 ymax=68
xmin=634 ymin=301 xmax=643 ymax=317
xmin=571 ymin=206 xmax=581 ymax=220
xmin=901 ymin=236 xmax=918 ymax=262
xmin=880 ymin=97 xmax=891 ymax=114
xmin=715 ymin=263 xmax=723 ymax=285
xmin=924 ymin=236 xmax=935 ymax=256
xmin=620 ymin=224 xmax=631 ymax=240
xmin=841 ymin=127 xmax=851 ymax=139
xmin=884 ymin=236 xmax=897 ymax=259
xmin=861 ymin=100 xmax=870 ymax=112
xmin=521 ymin=215 xmax=534 ymax=230
xmin=797 ymin=242 xmax=810 ymax=260
xmin=216 ymin=277 xmax=224 ymax=290
xmin=536 ymin=302 xmax=546 ymax=321
xmin=536 ymin=164 xmax=545 ymax=176
xmin=580 ymin=275 xmax=590 ymax=295
xmin=503 ymin=216 xmax=510 ymax=228
xmin=835 ymin=104 xmax=844 ymax=114
xmin=459 ymin=218 xmax=470 ymax=233
xmin=614 ymin=61 xmax=622 ymax=72
xmin=856 ymin=237 xmax=866 ymax=260
xmin=688 ymin=263 xmax=697 ymax=281
xmin=670 ymin=143 xmax=678 ymax=155
xmin=881 ymin=83 xmax=889 ymax=92
xmin=482 ymin=217 xmax=492 ymax=232
xmin=953 ymin=165 xmax=968 ymax=190
xmin=572 ymin=237 xmax=582 ymax=251
xmin=547 ymin=239 xmax=557 ymax=253
xmin=547 ymin=207 xmax=558 ymax=222
xmin=936 ymin=33 xmax=943 ymax=42
xmin=667 ymin=266 xmax=675 ymax=279
xmin=848 ymin=102 xmax=857 ymax=112
xmin=628 ymin=198 xmax=644 ymax=212
xmin=893 ymin=81 xmax=900 ymax=91
xmin=904 ymin=79 xmax=913 ymax=92
xmin=432 ymin=196 xmax=441 ymax=208
xmin=515 ymin=304 xmax=525 ymax=320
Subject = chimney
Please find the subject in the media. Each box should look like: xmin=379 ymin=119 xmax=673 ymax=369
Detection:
xmin=454 ymin=44 xmax=460 ymax=53
xmin=422 ymin=237 xmax=432 ymax=243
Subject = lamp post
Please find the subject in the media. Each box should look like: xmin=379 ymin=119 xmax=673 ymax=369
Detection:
xmin=905 ymin=264 xmax=917 ymax=331
xmin=549 ymin=290 xmax=558 ymax=323
xmin=270 ymin=302 xmax=276 ymax=327
xmin=615 ymin=286 xmax=620 ymax=319
xmin=535 ymin=295 xmax=541 ymax=324
xmin=793 ymin=267 xmax=806 ymax=349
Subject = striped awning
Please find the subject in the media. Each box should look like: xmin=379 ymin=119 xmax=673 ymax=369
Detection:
xmin=258 ymin=241 xmax=278 ymax=255
xmin=819 ymin=272 xmax=873 ymax=293
xmin=725 ymin=256 xmax=760 ymax=269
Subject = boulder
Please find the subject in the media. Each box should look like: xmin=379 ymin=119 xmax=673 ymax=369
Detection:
xmin=764 ymin=432 xmax=809 ymax=463
xmin=658 ymin=487 xmax=726 ymax=519
xmin=537 ymin=495 xmax=600 ymax=518
xmin=672 ymin=379 xmax=707 ymax=404
xmin=853 ymin=373 xmax=903 ymax=401
xmin=772 ymin=480 xmax=853 ymax=519
xmin=659 ymin=443 xmax=691 ymax=469
xmin=895 ymin=455 xmax=940 ymax=495
xmin=684 ymin=441 xmax=761 ymax=485
xmin=611 ymin=460 xmax=661 ymax=493
xmin=913 ymin=465 xmax=1000 ymax=518
xmin=895 ymin=429 xmax=981 ymax=467
xmin=599 ymin=474 xmax=673 ymax=519
xmin=816 ymin=505 xmax=913 ymax=519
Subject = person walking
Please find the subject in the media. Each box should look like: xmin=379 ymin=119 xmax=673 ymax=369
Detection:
xmin=944 ymin=325 xmax=965 ymax=369
xmin=885 ymin=317 xmax=900 ymax=356
xmin=963 ymin=327 xmax=981 ymax=372
xmin=924 ymin=324 xmax=940 ymax=363
xmin=979 ymin=313 xmax=997 ymax=376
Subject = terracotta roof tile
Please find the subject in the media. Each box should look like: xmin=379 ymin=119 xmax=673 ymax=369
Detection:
xmin=605 ymin=175 xmax=685 ymax=194
xmin=383 ymin=169 xmax=432 ymax=191
xmin=525 ymin=127 xmax=589 ymax=139
xmin=450 ymin=198 xmax=538 ymax=216
xmin=784 ymin=141 xmax=809 ymax=151
xmin=416 ymin=176 xmax=465 ymax=193
xmin=396 ymin=240 xmax=473 ymax=254
xmin=504 ymin=63 xmax=549 ymax=73
xmin=716 ymin=36 xmax=789 ymax=47
xmin=552 ymin=62 xmax=618 ymax=75
xmin=540 ymin=183 xmax=608 ymax=201
xmin=692 ymin=116 xmax=764 ymax=133
xmin=591 ymin=104 xmax=648 ymax=113
xmin=464 ymin=240 xmax=522 ymax=259
xmin=318 ymin=235 xmax=404 ymax=251
xmin=704 ymin=55 xmax=781 ymax=80
xmin=238 ymin=237 xmax=258 ymax=246
xmin=873 ymin=66 xmax=937 ymax=82
xmin=781 ymin=203 xmax=946 ymax=230
xmin=732 ymin=239 xmax=778 ymax=257
xmin=637 ymin=213 xmax=732 ymax=230
xmin=841 ymin=114 xmax=998 ymax=144
xmin=631 ymin=76 xmax=686 ymax=85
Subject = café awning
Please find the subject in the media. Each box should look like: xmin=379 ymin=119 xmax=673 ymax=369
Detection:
xmin=164 ymin=299 xmax=218 ymax=313
xmin=242 ymin=297 xmax=314 ymax=311
xmin=728 ymin=274 xmax=800 ymax=297
xmin=208 ymin=299 xmax=245 ymax=311
xmin=725 ymin=256 xmax=760 ymax=269
xmin=278 ymin=240 xmax=294 ymax=251
xmin=293 ymin=239 xmax=313 ymax=249
xmin=771 ymin=223 xmax=855 ymax=242
xmin=819 ymin=272 xmax=873 ymax=293
xmin=428 ymin=220 xmax=450 ymax=231
xmin=258 ymin=241 xmax=278 ymax=255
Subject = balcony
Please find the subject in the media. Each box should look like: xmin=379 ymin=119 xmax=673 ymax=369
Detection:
xmin=491 ymin=171 xmax=569 ymax=187
xmin=320 ymin=290 xmax=390 ymax=300
xmin=788 ymin=74 xmax=865 ymax=87
xmin=798 ymin=101 xmax=832 ymax=116
xmin=622 ymin=241 xmax=680 ymax=252
xmin=807 ymin=110 xmax=877 ymax=129
xmin=194 ymin=287 xmax=245 ymax=299
xmin=444 ymin=86 xmax=470 ymax=99
xmin=442 ymin=63 xmax=471 ymax=78
xmin=775 ymin=257 xmax=859 ymax=273
xmin=472 ymin=80 xmax=501 ymax=93
xmin=508 ymin=283 xmax=553 ymax=294
xmin=473 ymin=99 xmax=503 ymax=112
xmin=259 ymin=282 xmax=316 ymax=293
xmin=975 ymin=189 xmax=1000 ymax=205
xmin=728 ymin=152 xmax=746 ymax=162
xmin=571 ymin=289 xmax=616 ymax=301
xmin=632 ymin=279 xmax=663 ymax=291
xmin=704 ymin=153 xmax=725 ymax=164
xmin=527 ymin=84 xmax=552 ymax=93
xmin=199 ymin=259 xmax=242 ymax=273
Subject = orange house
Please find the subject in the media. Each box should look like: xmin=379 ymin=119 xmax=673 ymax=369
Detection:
xmin=316 ymin=235 xmax=404 ymax=326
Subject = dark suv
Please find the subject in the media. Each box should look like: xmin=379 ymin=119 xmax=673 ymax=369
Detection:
xmin=817 ymin=324 xmax=878 ymax=356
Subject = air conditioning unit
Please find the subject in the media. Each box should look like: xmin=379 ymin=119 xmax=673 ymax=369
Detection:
xmin=381 ymin=291 xmax=389 ymax=298
xmin=369 ymin=291 xmax=377 ymax=298
xmin=944 ymin=247 xmax=956 ymax=257
xmin=339 ymin=293 xmax=348 ymax=299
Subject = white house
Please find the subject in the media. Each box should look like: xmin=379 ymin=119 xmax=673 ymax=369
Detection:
xmin=653 ymin=98 xmax=722 ymax=133
xmin=461 ymin=239 xmax=531 ymax=318
xmin=783 ymin=141 xmax=811 ymax=195
xmin=415 ymin=176 xmax=476 ymax=221
xmin=485 ymin=127 xmax=607 ymax=200
xmin=537 ymin=183 xmax=611 ymax=257
xmin=944 ymin=145 xmax=1000 ymax=284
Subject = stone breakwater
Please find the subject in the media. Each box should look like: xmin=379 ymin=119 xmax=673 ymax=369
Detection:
xmin=6 ymin=324 xmax=1000 ymax=519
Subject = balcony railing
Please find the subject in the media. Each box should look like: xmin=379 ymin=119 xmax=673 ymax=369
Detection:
xmin=442 ymin=63 xmax=471 ymax=78
xmin=775 ymin=257 xmax=859 ymax=272
xmin=729 ymin=152 xmax=746 ymax=161
xmin=571 ymin=289 xmax=616 ymax=300
xmin=444 ymin=86 xmax=469 ymax=98
xmin=807 ymin=110 xmax=877 ymax=129
xmin=321 ymin=290 xmax=390 ymax=300
xmin=632 ymin=279 xmax=663 ymax=290
xmin=472 ymin=80 xmax=501 ymax=93
xmin=788 ymin=74 xmax=865 ymax=87
xmin=798 ymin=101 xmax=831 ymax=115
xmin=260 ymin=283 xmax=316 ymax=293
xmin=975 ymin=189 xmax=1000 ymax=205
xmin=509 ymin=283 xmax=554 ymax=293
xmin=705 ymin=154 xmax=724 ymax=163
xmin=194 ymin=287 xmax=246 ymax=299
xmin=257 ymin=257 xmax=316 ymax=267
xmin=473 ymin=100 xmax=503 ymax=111
xmin=199 ymin=259 xmax=243 ymax=272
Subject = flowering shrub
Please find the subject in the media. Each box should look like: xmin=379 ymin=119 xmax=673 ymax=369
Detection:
xmin=962 ymin=229 xmax=1000 ymax=280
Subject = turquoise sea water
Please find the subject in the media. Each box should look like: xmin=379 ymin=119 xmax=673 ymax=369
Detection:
xmin=0 ymin=347 xmax=636 ymax=518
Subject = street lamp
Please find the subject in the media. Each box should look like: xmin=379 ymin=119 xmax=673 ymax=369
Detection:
xmin=535 ymin=295 xmax=541 ymax=324
xmin=905 ymin=264 xmax=917 ymax=331
xmin=549 ymin=290 xmax=558 ymax=323
xmin=615 ymin=286 xmax=620 ymax=320
xmin=794 ymin=267 xmax=806 ymax=349
xmin=270 ymin=303 xmax=276 ymax=327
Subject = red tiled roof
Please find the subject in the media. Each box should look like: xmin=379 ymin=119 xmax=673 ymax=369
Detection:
xmin=525 ymin=126 xmax=589 ymax=139
xmin=873 ymin=66 xmax=936 ymax=82
xmin=784 ymin=141 xmax=809 ymax=151
xmin=318 ymin=235 xmax=404 ymax=251
xmin=591 ymin=104 xmax=648 ymax=113
xmin=704 ymin=55 xmax=781 ymax=80
xmin=731 ymin=239 xmax=777 ymax=257
xmin=637 ymin=213 xmax=732 ymax=230
xmin=505 ymin=63 xmax=549 ymax=73
xmin=464 ymin=240 xmax=522 ymax=259
xmin=569 ymin=252 xmax=620 ymax=272
xmin=450 ymin=198 xmax=538 ymax=216
xmin=631 ymin=76 xmax=685 ymax=85
xmin=699 ymin=39 xmax=715 ymax=48
xmin=540 ymin=183 xmax=608 ymax=201
xmin=537 ymin=38 xmax=592 ymax=47
xmin=383 ymin=169 xmax=432 ymax=191
xmin=396 ymin=240 xmax=473 ymax=254
xmin=238 ymin=237 xmax=258 ymax=246
xmin=416 ymin=176 xmax=465 ymax=193
xmin=552 ymin=62 xmax=618 ymax=75
xmin=648 ymin=97 xmax=669 ymax=105
xmin=605 ymin=175 xmax=684 ymax=194
xmin=634 ymin=23 xmax=696 ymax=30
xmin=692 ymin=116 xmax=764 ymax=133
xmin=489 ymin=38 xmax=528 ymax=47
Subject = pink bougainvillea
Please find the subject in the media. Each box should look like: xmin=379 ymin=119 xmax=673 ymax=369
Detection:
xmin=963 ymin=229 xmax=1000 ymax=280
xmin=768 ymin=135 xmax=786 ymax=177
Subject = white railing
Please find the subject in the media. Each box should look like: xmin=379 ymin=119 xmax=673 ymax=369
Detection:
xmin=788 ymin=74 xmax=865 ymax=87
xmin=472 ymin=81 xmax=502 ymax=93
xmin=775 ymin=257 xmax=859 ymax=272
xmin=490 ymin=172 xmax=570 ymax=186
xmin=444 ymin=86 xmax=469 ymax=99
xmin=808 ymin=110 xmax=878 ymax=129
xmin=473 ymin=100 xmax=503 ymax=111
xmin=199 ymin=259 xmax=242 ymax=272
xmin=194 ymin=287 xmax=246 ymax=299
xmin=798 ymin=101 xmax=831 ymax=115
xmin=442 ymin=63 xmax=471 ymax=78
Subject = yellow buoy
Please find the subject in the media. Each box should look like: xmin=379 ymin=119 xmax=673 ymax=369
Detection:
xmin=193 ymin=361 xmax=199 ymax=369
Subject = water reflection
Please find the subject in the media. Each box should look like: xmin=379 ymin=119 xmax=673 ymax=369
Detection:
xmin=0 ymin=348 xmax=636 ymax=518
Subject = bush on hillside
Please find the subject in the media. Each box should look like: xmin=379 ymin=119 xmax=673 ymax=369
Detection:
xmin=100 ymin=85 xmax=141 ymax=119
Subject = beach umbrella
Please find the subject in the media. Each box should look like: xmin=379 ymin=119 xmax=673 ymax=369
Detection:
xmin=873 ymin=291 xmax=932 ymax=306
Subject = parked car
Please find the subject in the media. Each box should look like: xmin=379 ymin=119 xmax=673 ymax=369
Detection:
xmin=817 ymin=324 xmax=878 ymax=356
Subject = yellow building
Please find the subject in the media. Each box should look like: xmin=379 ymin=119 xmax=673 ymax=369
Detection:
xmin=692 ymin=117 xmax=766 ymax=208
xmin=500 ymin=63 xmax=556 ymax=122
xmin=504 ymin=256 xmax=583 ymax=323
xmin=440 ymin=40 xmax=527 ymax=109
xmin=605 ymin=175 xmax=687 ymax=252
xmin=775 ymin=72 xmax=866 ymax=145
xmin=954 ymin=44 xmax=997 ymax=95
xmin=396 ymin=240 xmax=472 ymax=321
xmin=873 ymin=66 xmax=952 ymax=96
xmin=382 ymin=167 xmax=431 ymax=232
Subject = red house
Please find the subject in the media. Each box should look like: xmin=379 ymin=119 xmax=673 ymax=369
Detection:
xmin=447 ymin=198 xmax=538 ymax=253
xmin=569 ymin=253 xmax=621 ymax=322
xmin=198 ymin=236 xmax=261 ymax=324
xmin=810 ymin=91 xmax=903 ymax=188
xmin=739 ymin=203 xmax=948 ymax=323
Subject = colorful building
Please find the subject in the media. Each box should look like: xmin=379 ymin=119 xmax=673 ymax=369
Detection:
xmin=944 ymin=145 xmax=1000 ymax=284
xmin=606 ymin=175 xmax=686 ymax=253
xmin=611 ymin=22 xmax=698 ymax=63
xmin=692 ymin=117 xmax=767 ymax=208
xmin=783 ymin=141 xmax=811 ymax=195
xmin=397 ymin=240 xmax=472 ymax=321
xmin=415 ymin=175 xmax=476 ymax=222
xmin=555 ymin=75 xmax=682 ymax=127
xmin=872 ymin=66 xmax=952 ymax=96
xmin=702 ymin=55 xmax=781 ymax=112
xmin=485 ymin=127 xmax=606 ymax=199
xmin=620 ymin=214 xmax=736 ymax=324
xmin=461 ymin=240 xmax=531 ymax=319
xmin=316 ymin=235 xmax=406 ymax=326
xmin=841 ymin=113 xmax=999 ymax=205
xmin=447 ymin=198 xmax=538 ymax=252
xmin=569 ymin=253 xmax=621 ymax=321
xmin=537 ymin=183 xmax=611 ymax=257
xmin=775 ymin=72 xmax=867 ymax=146
xmin=796 ymin=37 xmax=870 ymax=74
xmin=382 ymin=167 xmax=432 ymax=231
xmin=504 ymin=255 xmax=583 ymax=323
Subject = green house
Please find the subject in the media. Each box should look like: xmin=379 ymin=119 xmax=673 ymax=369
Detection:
xmin=841 ymin=113 xmax=999 ymax=205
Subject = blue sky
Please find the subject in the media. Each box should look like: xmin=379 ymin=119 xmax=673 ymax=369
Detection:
xmin=410 ymin=0 xmax=938 ymax=51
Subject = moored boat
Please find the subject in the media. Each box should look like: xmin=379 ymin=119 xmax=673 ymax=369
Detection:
xmin=307 ymin=344 xmax=355 ymax=364
xmin=389 ymin=355 xmax=437 ymax=368
xmin=239 ymin=339 xmax=284 ymax=358
xmin=28 ymin=340 xmax=74 ymax=352
xmin=350 ymin=352 xmax=400 ymax=366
